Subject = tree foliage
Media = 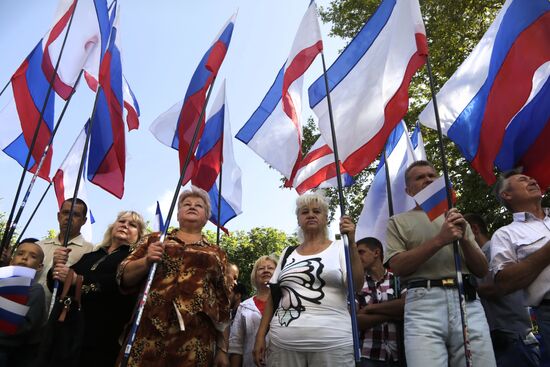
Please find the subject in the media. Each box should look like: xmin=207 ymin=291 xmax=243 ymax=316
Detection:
xmin=205 ymin=227 xmax=299 ymax=296
xmin=306 ymin=0 xmax=549 ymax=233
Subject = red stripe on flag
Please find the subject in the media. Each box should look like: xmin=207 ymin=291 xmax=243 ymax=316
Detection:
xmin=471 ymin=13 xmax=550 ymax=185
xmin=520 ymin=115 xmax=550 ymax=191
xmin=124 ymin=100 xmax=139 ymax=131
xmin=426 ymin=199 xmax=449 ymax=221
xmin=53 ymin=169 xmax=66 ymax=208
xmin=41 ymin=0 xmax=77 ymax=100
xmin=11 ymin=60 xmax=53 ymax=182
xmin=344 ymin=34 xmax=428 ymax=175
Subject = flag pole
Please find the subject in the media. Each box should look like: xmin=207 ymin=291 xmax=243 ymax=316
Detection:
xmin=0 ymin=80 xmax=10 ymax=98
xmin=121 ymin=76 xmax=218 ymax=366
xmin=215 ymin=115 xmax=225 ymax=247
xmin=426 ymin=56 xmax=472 ymax=367
xmin=0 ymin=0 xmax=80 ymax=257
xmin=320 ymin=51 xmax=361 ymax=365
xmin=15 ymin=182 xmax=52 ymax=245
xmin=382 ymin=141 xmax=406 ymax=367
xmin=48 ymin=85 xmax=102 ymax=316
xmin=0 ymin=70 xmax=85 ymax=257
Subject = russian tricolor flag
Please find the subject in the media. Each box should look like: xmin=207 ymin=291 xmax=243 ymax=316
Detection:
xmin=150 ymin=13 xmax=236 ymax=185
xmin=0 ymin=267 xmax=35 ymax=335
xmin=413 ymin=176 xmax=455 ymax=221
xmin=236 ymin=1 xmax=323 ymax=181
xmin=308 ymin=0 xmax=427 ymax=177
xmin=192 ymin=81 xmax=242 ymax=231
xmin=87 ymin=6 xmax=127 ymax=199
xmin=419 ymin=0 xmax=550 ymax=189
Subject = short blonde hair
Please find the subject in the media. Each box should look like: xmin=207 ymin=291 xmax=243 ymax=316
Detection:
xmin=98 ymin=211 xmax=146 ymax=248
xmin=178 ymin=186 xmax=211 ymax=218
xmin=295 ymin=192 xmax=329 ymax=241
xmin=250 ymin=255 xmax=278 ymax=290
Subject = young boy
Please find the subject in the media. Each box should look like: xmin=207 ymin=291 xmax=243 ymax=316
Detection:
xmin=0 ymin=238 xmax=47 ymax=367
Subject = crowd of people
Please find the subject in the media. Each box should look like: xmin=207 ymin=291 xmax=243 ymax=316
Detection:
xmin=0 ymin=161 xmax=549 ymax=367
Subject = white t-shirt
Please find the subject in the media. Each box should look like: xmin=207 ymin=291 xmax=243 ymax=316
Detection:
xmin=268 ymin=240 xmax=353 ymax=351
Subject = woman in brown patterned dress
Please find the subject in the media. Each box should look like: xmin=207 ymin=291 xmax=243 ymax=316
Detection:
xmin=117 ymin=188 xmax=231 ymax=367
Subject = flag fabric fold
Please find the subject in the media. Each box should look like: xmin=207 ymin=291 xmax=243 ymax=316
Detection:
xmin=236 ymin=2 xmax=322 ymax=180
xmin=413 ymin=176 xmax=455 ymax=221
xmin=192 ymin=80 xmax=242 ymax=231
xmin=0 ymin=43 xmax=55 ymax=182
xmin=308 ymin=0 xmax=427 ymax=177
xmin=87 ymin=6 xmax=127 ymax=199
xmin=291 ymin=134 xmax=353 ymax=194
xmin=153 ymin=201 xmax=165 ymax=233
xmin=419 ymin=0 xmax=550 ymax=188
xmin=53 ymin=124 xmax=94 ymax=242
xmin=0 ymin=267 xmax=35 ymax=335
xmin=43 ymin=0 xmax=110 ymax=100
xmin=356 ymin=121 xmax=425 ymax=245
xmin=150 ymin=13 xmax=236 ymax=185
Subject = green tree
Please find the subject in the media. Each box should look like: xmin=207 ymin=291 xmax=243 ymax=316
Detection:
xmin=205 ymin=227 xmax=299 ymax=296
xmin=299 ymin=0 xmax=549 ymax=232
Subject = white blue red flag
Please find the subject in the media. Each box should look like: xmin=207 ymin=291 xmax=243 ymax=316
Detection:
xmin=43 ymin=0 xmax=110 ymax=99
xmin=419 ymin=0 xmax=550 ymax=189
xmin=192 ymin=81 xmax=242 ymax=231
xmin=308 ymin=0 xmax=427 ymax=177
xmin=53 ymin=124 xmax=94 ymax=242
xmin=236 ymin=2 xmax=322 ymax=180
xmin=290 ymin=135 xmax=353 ymax=194
xmin=414 ymin=176 xmax=456 ymax=221
xmin=0 ymin=267 xmax=35 ymax=335
xmin=0 ymin=43 xmax=55 ymax=182
xmin=150 ymin=13 xmax=236 ymax=185
xmin=87 ymin=6 xmax=127 ymax=199
xmin=356 ymin=122 xmax=425 ymax=244
xmin=153 ymin=201 xmax=165 ymax=233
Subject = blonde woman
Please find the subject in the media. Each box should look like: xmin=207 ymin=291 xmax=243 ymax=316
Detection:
xmin=229 ymin=255 xmax=277 ymax=367
xmin=253 ymin=192 xmax=363 ymax=367
xmin=50 ymin=210 xmax=146 ymax=367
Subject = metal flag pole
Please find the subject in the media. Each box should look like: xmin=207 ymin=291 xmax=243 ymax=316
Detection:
xmin=121 ymin=76 xmax=218 ymax=366
xmin=382 ymin=141 xmax=406 ymax=367
xmin=48 ymin=86 xmax=101 ymax=316
xmin=320 ymin=51 xmax=361 ymax=365
xmin=426 ymin=56 xmax=472 ymax=367
xmin=216 ymin=118 xmax=225 ymax=247
xmin=1 ymin=70 xmax=85 ymax=256
xmin=15 ymin=182 xmax=52 ymax=245
xmin=0 ymin=0 xmax=80 ymax=255
xmin=0 ymin=80 xmax=10 ymax=98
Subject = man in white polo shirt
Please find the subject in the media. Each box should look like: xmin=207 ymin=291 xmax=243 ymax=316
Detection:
xmin=490 ymin=169 xmax=550 ymax=358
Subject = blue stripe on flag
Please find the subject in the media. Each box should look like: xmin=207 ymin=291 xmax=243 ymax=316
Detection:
xmin=419 ymin=186 xmax=447 ymax=214
xmin=3 ymin=135 xmax=36 ymax=168
xmin=447 ymin=0 xmax=550 ymax=161
xmin=307 ymin=0 xmax=396 ymax=108
xmin=195 ymin=106 xmax=224 ymax=160
xmin=236 ymin=66 xmax=285 ymax=144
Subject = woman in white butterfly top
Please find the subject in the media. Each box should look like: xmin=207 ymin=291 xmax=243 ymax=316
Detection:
xmin=229 ymin=255 xmax=277 ymax=367
xmin=253 ymin=193 xmax=363 ymax=367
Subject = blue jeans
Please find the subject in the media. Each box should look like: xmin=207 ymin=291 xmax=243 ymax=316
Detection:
xmin=535 ymin=305 xmax=550 ymax=362
xmin=491 ymin=330 xmax=540 ymax=367
xmin=404 ymin=286 xmax=495 ymax=367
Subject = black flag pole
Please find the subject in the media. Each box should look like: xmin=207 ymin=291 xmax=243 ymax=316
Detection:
xmin=15 ymin=182 xmax=52 ymax=245
xmin=382 ymin=141 xmax=406 ymax=367
xmin=121 ymin=76 xmax=218 ymax=366
xmin=48 ymin=86 xmax=101 ymax=316
xmin=0 ymin=0 xmax=80 ymax=255
xmin=0 ymin=70 xmax=85 ymax=257
xmin=426 ymin=56 xmax=472 ymax=367
xmin=216 ymin=129 xmax=225 ymax=247
xmin=320 ymin=51 xmax=362 ymax=365
xmin=0 ymin=80 xmax=10 ymax=99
